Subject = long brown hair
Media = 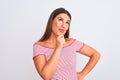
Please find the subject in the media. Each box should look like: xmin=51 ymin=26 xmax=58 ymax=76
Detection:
xmin=39 ymin=8 xmax=71 ymax=41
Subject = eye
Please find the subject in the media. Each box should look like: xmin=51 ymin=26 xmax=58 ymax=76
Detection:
xmin=66 ymin=21 xmax=70 ymax=25
xmin=58 ymin=18 xmax=63 ymax=21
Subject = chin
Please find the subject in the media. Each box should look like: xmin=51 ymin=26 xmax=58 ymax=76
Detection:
xmin=55 ymin=31 xmax=66 ymax=36
xmin=58 ymin=33 xmax=65 ymax=36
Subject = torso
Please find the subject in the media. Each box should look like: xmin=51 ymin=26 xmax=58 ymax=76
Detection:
xmin=33 ymin=38 xmax=83 ymax=80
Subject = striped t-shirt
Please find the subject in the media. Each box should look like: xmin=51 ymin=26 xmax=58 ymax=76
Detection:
xmin=33 ymin=39 xmax=84 ymax=80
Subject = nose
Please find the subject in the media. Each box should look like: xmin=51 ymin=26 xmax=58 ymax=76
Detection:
xmin=62 ymin=22 xmax=66 ymax=28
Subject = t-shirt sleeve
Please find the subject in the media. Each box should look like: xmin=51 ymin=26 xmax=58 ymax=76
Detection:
xmin=75 ymin=40 xmax=84 ymax=52
xmin=33 ymin=44 xmax=46 ymax=58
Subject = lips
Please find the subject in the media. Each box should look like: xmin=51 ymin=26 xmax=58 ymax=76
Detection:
xmin=59 ymin=29 xmax=65 ymax=33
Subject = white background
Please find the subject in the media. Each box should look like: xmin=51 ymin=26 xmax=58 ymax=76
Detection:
xmin=0 ymin=0 xmax=120 ymax=80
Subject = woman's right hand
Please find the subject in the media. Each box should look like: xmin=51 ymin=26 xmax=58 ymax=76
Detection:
xmin=56 ymin=35 xmax=65 ymax=48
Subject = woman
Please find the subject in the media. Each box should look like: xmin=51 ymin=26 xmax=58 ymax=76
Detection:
xmin=33 ymin=8 xmax=100 ymax=80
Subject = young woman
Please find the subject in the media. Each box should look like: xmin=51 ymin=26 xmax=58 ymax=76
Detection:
xmin=33 ymin=8 xmax=100 ymax=80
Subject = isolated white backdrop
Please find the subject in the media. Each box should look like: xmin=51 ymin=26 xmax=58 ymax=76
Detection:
xmin=0 ymin=0 xmax=120 ymax=80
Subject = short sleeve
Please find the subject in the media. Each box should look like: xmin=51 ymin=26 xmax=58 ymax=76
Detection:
xmin=75 ymin=40 xmax=84 ymax=52
xmin=33 ymin=44 xmax=46 ymax=58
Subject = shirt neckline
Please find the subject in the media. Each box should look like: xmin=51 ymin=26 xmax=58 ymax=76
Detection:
xmin=35 ymin=39 xmax=76 ymax=49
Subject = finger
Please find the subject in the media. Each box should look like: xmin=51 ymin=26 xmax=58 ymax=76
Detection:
xmin=60 ymin=35 xmax=64 ymax=38
xmin=57 ymin=35 xmax=63 ymax=38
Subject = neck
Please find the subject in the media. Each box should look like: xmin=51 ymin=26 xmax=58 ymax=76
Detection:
xmin=46 ymin=33 xmax=57 ymax=46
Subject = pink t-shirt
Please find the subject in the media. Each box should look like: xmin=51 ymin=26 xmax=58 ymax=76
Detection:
xmin=33 ymin=39 xmax=84 ymax=80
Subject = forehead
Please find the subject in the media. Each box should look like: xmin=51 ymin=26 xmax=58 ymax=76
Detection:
xmin=55 ymin=13 xmax=70 ymax=20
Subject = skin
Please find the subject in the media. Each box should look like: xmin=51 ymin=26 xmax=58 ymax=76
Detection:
xmin=33 ymin=13 xmax=101 ymax=80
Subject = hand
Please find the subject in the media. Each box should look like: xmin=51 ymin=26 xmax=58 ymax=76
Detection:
xmin=77 ymin=72 xmax=85 ymax=80
xmin=56 ymin=35 xmax=65 ymax=48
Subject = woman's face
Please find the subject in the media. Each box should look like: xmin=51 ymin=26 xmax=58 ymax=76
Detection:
xmin=51 ymin=13 xmax=70 ymax=36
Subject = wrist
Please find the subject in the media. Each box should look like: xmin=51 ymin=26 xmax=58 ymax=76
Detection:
xmin=56 ymin=44 xmax=63 ymax=48
xmin=77 ymin=71 xmax=86 ymax=79
xmin=56 ymin=45 xmax=63 ymax=50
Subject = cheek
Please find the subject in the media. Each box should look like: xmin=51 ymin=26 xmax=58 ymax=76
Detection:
xmin=52 ymin=21 xmax=62 ymax=33
xmin=56 ymin=21 xmax=62 ymax=27
xmin=52 ymin=21 xmax=61 ymax=28
xmin=65 ymin=26 xmax=69 ymax=31
xmin=51 ymin=22 xmax=59 ymax=32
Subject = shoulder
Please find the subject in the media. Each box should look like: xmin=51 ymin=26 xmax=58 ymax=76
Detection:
xmin=66 ymin=38 xmax=75 ymax=42
xmin=34 ymin=41 xmax=46 ymax=46
xmin=66 ymin=38 xmax=84 ymax=47
xmin=65 ymin=38 xmax=76 ymax=46
xmin=34 ymin=40 xmax=52 ymax=49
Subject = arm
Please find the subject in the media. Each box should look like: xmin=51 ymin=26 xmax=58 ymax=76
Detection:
xmin=33 ymin=35 xmax=65 ymax=80
xmin=77 ymin=44 xmax=101 ymax=80
xmin=33 ymin=47 xmax=62 ymax=80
